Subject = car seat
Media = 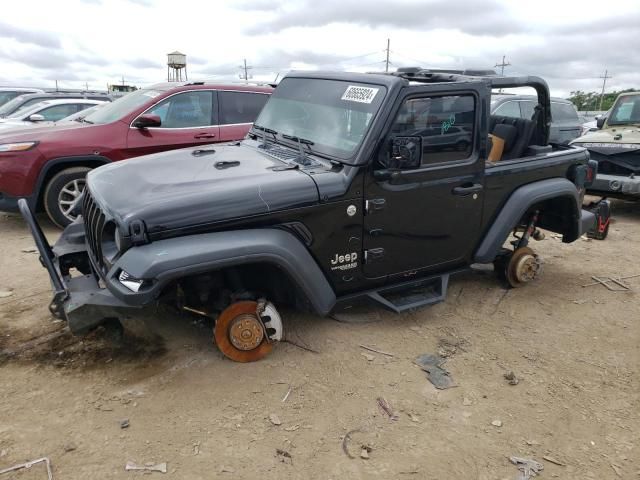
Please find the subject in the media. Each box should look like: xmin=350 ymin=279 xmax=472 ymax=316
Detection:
xmin=489 ymin=115 xmax=535 ymax=160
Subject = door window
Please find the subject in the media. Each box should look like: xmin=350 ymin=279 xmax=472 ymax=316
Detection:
xmin=219 ymin=91 xmax=268 ymax=125
xmin=494 ymin=100 xmax=521 ymax=118
xmin=520 ymin=100 xmax=536 ymax=120
xmin=390 ymin=95 xmax=475 ymax=165
xmin=145 ymin=90 xmax=215 ymax=128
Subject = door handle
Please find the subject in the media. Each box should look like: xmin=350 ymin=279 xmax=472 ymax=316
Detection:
xmin=452 ymin=183 xmax=483 ymax=196
xmin=194 ymin=132 xmax=216 ymax=139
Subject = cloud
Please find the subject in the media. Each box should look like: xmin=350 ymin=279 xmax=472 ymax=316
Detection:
xmin=125 ymin=58 xmax=163 ymax=69
xmin=0 ymin=46 xmax=110 ymax=72
xmin=239 ymin=0 xmax=524 ymax=36
xmin=0 ymin=21 xmax=61 ymax=48
xmin=188 ymin=55 xmax=209 ymax=65
xmin=127 ymin=0 xmax=153 ymax=5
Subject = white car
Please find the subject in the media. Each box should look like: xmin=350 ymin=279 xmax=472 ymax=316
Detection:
xmin=0 ymin=99 xmax=106 ymax=131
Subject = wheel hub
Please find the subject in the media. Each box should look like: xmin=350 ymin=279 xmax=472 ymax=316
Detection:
xmin=58 ymin=178 xmax=85 ymax=221
xmin=229 ymin=314 xmax=264 ymax=351
xmin=506 ymin=247 xmax=542 ymax=288
xmin=214 ymin=300 xmax=280 ymax=362
xmin=514 ymin=254 xmax=540 ymax=283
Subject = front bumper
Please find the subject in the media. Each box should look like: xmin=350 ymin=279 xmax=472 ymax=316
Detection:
xmin=0 ymin=192 xmax=36 ymax=212
xmin=589 ymin=173 xmax=640 ymax=196
xmin=18 ymin=199 xmax=134 ymax=334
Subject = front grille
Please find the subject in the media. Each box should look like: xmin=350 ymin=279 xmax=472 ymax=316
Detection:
xmin=590 ymin=151 xmax=640 ymax=175
xmin=82 ymin=189 xmax=107 ymax=274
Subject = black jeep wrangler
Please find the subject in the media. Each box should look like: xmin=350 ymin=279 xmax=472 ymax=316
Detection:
xmin=20 ymin=70 xmax=607 ymax=362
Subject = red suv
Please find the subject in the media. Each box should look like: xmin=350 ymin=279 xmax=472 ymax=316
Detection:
xmin=0 ymin=82 xmax=272 ymax=227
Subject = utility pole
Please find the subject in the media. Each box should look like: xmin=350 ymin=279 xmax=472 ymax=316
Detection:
xmin=239 ymin=59 xmax=252 ymax=83
xmin=385 ymin=38 xmax=390 ymax=73
xmin=55 ymin=79 xmax=58 ymax=92
xmin=598 ymin=69 xmax=612 ymax=111
xmin=495 ymin=55 xmax=510 ymax=76
xmin=85 ymin=81 xmax=89 ymax=91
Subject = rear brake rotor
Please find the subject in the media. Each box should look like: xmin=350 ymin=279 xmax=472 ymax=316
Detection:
xmin=506 ymin=247 xmax=542 ymax=288
xmin=214 ymin=300 xmax=273 ymax=362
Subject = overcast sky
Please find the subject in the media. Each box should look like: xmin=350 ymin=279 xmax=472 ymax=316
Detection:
xmin=1 ymin=0 xmax=638 ymax=97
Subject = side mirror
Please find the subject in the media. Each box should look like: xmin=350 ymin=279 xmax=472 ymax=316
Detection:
xmin=388 ymin=136 xmax=422 ymax=169
xmin=596 ymin=116 xmax=606 ymax=129
xmin=132 ymin=114 xmax=161 ymax=129
xmin=28 ymin=113 xmax=45 ymax=122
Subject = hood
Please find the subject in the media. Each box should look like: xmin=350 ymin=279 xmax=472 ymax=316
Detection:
xmin=0 ymin=120 xmax=94 ymax=142
xmin=572 ymin=126 xmax=640 ymax=174
xmin=572 ymin=126 xmax=640 ymax=154
xmin=0 ymin=120 xmax=52 ymax=132
xmin=86 ymin=142 xmax=321 ymax=234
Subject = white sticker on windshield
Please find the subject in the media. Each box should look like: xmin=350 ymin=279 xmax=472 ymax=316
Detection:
xmin=341 ymin=85 xmax=379 ymax=104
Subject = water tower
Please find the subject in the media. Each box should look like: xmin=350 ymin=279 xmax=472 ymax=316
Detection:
xmin=167 ymin=51 xmax=187 ymax=82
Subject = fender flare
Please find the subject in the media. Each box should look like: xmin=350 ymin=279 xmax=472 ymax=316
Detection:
xmin=474 ymin=178 xmax=581 ymax=263
xmin=32 ymin=155 xmax=111 ymax=208
xmin=106 ymin=228 xmax=337 ymax=315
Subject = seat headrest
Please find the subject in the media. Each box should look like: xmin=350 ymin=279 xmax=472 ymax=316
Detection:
xmin=491 ymin=123 xmax=518 ymax=152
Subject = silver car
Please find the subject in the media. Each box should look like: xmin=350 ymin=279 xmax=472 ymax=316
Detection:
xmin=491 ymin=94 xmax=582 ymax=144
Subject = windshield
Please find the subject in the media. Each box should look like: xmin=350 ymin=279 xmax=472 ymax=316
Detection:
xmin=0 ymin=95 xmax=30 ymax=116
xmin=253 ymin=78 xmax=386 ymax=160
xmin=61 ymin=104 xmax=103 ymax=122
xmin=83 ymin=89 xmax=162 ymax=124
xmin=608 ymin=95 xmax=640 ymax=126
xmin=0 ymin=91 xmax=24 ymax=107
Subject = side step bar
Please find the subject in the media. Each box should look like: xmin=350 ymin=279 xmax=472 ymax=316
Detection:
xmin=366 ymin=274 xmax=449 ymax=313
xmin=334 ymin=270 xmax=466 ymax=317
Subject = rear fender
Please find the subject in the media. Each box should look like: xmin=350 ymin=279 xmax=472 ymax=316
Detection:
xmin=474 ymin=178 xmax=581 ymax=263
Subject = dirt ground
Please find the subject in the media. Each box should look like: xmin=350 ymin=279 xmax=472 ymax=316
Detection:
xmin=0 ymin=201 xmax=638 ymax=480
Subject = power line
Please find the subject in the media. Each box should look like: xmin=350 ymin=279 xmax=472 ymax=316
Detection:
xmin=598 ymin=69 xmax=612 ymax=110
xmin=385 ymin=38 xmax=390 ymax=73
xmin=238 ymin=59 xmax=253 ymax=83
xmin=389 ymin=50 xmax=430 ymax=66
xmin=495 ymin=55 xmax=511 ymax=76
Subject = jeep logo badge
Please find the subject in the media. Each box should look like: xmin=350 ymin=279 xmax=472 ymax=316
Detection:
xmin=330 ymin=252 xmax=358 ymax=271
xmin=347 ymin=205 xmax=357 ymax=217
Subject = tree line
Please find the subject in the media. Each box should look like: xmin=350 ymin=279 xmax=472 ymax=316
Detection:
xmin=568 ymin=89 xmax=639 ymax=112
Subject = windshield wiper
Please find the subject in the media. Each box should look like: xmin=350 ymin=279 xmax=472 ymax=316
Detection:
xmin=253 ymin=124 xmax=278 ymax=149
xmin=282 ymin=134 xmax=315 ymax=165
xmin=281 ymin=134 xmax=314 ymax=146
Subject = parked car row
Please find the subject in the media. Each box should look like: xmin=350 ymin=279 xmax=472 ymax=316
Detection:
xmin=0 ymin=99 xmax=106 ymax=132
xmin=0 ymin=82 xmax=272 ymax=226
xmin=0 ymin=91 xmax=112 ymax=118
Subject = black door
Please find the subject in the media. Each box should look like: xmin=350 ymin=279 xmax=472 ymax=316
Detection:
xmin=363 ymin=85 xmax=487 ymax=279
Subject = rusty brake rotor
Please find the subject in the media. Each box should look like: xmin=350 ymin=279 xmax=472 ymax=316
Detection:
xmin=214 ymin=300 xmax=273 ymax=362
xmin=506 ymin=247 xmax=542 ymax=288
